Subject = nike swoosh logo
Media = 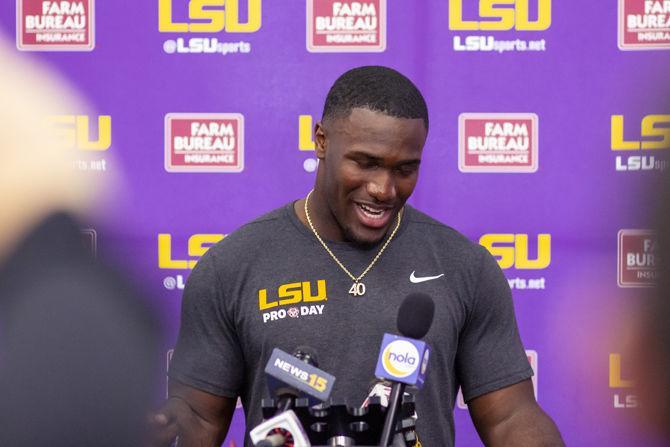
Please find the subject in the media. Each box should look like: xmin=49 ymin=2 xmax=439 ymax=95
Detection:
xmin=410 ymin=271 xmax=445 ymax=283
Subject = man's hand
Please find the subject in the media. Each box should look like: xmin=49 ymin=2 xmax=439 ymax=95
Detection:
xmin=146 ymin=379 xmax=237 ymax=447
xmin=147 ymin=397 xmax=186 ymax=447
xmin=468 ymin=379 xmax=564 ymax=447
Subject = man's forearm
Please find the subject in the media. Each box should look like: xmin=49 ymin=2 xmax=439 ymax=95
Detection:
xmin=480 ymin=403 xmax=564 ymax=447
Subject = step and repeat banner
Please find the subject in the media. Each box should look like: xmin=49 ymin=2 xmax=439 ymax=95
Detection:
xmin=2 ymin=1 xmax=669 ymax=445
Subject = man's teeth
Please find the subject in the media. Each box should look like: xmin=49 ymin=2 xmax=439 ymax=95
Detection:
xmin=359 ymin=204 xmax=385 ymax=218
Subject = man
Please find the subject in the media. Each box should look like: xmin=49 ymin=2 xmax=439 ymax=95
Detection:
xmin=151 ymin=66 xmax=564 ymax=446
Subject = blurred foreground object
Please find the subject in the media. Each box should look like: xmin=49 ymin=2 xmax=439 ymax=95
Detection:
xmin=628 ymin=170 xmax=670 ymax=442
xmin=0 ymin=37 xmax=159 ymax=446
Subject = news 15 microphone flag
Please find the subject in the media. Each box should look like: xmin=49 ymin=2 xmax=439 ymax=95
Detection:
xmin=2 ymin=1 xmax=668 ymax=445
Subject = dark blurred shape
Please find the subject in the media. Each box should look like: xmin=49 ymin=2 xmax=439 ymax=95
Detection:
xmin=632 ymin=171 xmax=670 ymax=441
xmin=0 ymin=36 xmax=158 ymax=446
xmin=0 ymin=212 xmax=160 ymax=446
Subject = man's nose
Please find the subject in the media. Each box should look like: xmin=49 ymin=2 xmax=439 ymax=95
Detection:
xmin=366 ymin=170 xmax=396 ymax=203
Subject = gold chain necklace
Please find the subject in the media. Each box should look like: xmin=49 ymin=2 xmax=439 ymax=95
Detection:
xmin=304 ymin=189 xmax=403 ymax=297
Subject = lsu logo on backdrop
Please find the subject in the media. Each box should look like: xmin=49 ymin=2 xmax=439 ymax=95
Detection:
xmin=158 ymin=233 xmax=224 ymax=269
xmin=165 ymin=113 xmax=244 ymax=173
xmin=158 ymin=0 xmax=259 ymax=55
xmin=449 ymin=0 xmax=550 ymax=52
xmin=259 ymin=280 xmax=327 ymax=323
xmin=611 ymin=114 xmax=670 ymax=172
xmin=479 ymin=234 xmax=551 ymax=269
xmin=80 ymin=228 xmax=97 ymax=258
xmin=298 ymin=114 xmax=321 ymax=173
xmin=617 ymin=229 xmax=657 ymax=287
xmin=457 ymin=350 xmax=537 ymax=409
xmin=48 ymin=115 xmax=111 ymax=151
xmin=459 ymin=114 xmax=539 ymax=173
xmin=619 ymin=0 xmax=670 ymax=50
xmin=307 ymin=0 xmax=386 ymax=52
xmin=298 ymin=115 xmax=316 ymax=151
xmin=159 ymin=233 xmax=225 ymax=290
xmin=17 ymin=0 xmax=95 ymax=51
xmin=610 ymin=353 xmax=637 ymax=408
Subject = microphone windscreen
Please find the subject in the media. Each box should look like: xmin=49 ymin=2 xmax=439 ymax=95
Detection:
xmin=397 ymin=293 xmax=435 ymax=339
xmin=293 ymin=345 xmax=319 ymax=367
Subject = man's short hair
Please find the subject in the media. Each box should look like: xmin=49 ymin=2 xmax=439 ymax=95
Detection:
xmin=322 ymin=66 xmax=429 ymax=131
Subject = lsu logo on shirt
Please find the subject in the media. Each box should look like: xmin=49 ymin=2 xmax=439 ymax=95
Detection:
xmin=610 ymin=353 xmax=637 ymax=408
xmin=617 ymin=229 xmax=657 ymax=287
xmin=479 ymin=234 xmax=551 ymax=269
xmin=611 ymin=114 xmax=670 ymax=172
xmin=158 ymin=233 xmax=225 ymax=269
xmin=459 ymin=113 xmax=538 ymax=173
xmin=619 ymin=0 xmax=670 ymax=50
xmin=165 ymin=113 xmax=244 ymax=173
xmin=158 ymin=0 xmax=261 ymax=33
xmin=48 ymin=115 xmax=111 ymax=151
xmin=449 ymin=0 xmax=551 ymax=31
xmin=306 ymin=0 xmax=387 ymax=52
xmin=17 ymin=0 xmax=95 ymax=51
xmin=259 ymin=279 xmax=327 ymax=323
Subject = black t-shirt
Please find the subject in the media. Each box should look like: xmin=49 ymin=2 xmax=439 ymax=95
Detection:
xmin=169 ymin=203 xmax=532 ymax=446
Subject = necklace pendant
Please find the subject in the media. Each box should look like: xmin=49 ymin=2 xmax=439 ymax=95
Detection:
xmin=348 ymin=282 xmax=366 ymax=296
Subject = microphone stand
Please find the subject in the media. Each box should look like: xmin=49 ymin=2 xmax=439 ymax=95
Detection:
xmin=378 ymin=382 xmax=406 ymax=446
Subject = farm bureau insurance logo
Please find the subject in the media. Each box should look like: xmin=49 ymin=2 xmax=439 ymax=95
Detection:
xmin=619 ymin=0 xmax=670 ymax=50
xmin=612 ymin=114 xmax=670 ymax=172
xmin=165 ymin=113 xmax=244 ymax=173
xmin=617 ymin=229 xmax=657 ymax=287
xmin=449 ymin=0 xmax=550 ymax=53
xmin=306 ymin=0 xmax=386 ymax=52
xmin=459 ymin=113 xmax=538 ymax=173
xmin=158 ymin=0 xmax=259 ymax=55
xmin=382 ymin=339 xmax=420 ymax=378
xmin=17 ymin=0 xmax=94 ymax=51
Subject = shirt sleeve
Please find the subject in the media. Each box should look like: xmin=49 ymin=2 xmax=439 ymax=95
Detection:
xmin=455 ymin=246 xmax=533 ymax=403
xmin=168 ymin=249 xmax=244 ymax=398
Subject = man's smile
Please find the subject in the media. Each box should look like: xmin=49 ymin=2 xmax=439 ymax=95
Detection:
xmin=354 ymin=201 xmax=394 ymax=228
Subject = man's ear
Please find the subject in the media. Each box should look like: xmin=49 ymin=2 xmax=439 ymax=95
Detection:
xmin=314 ymin=121 xmax=326 ymax=160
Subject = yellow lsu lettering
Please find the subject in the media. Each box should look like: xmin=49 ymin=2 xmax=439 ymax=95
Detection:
xmin=299 ymin=115 xmax=316 ymax=151
xmin=609 ymin=354 xmax=635 ymax=388
xmin=449 ymin=0 xmax=551 ymax=31
xmin=611 ymin=115 xmax=670 ymax=151
xmin=258 ymin=280 xmax=327 ymax=310
xmin=479 ymin=234 xmax=551 ymax=269
xmin=158 ymin=233 xmax=225 ymax=269
xmin=159 ymin=0 xmax=261 ymax=33
xmin=308 ymin=373 xmax=328 ymax=392
xmin=49 ymin=115 xmax=111 ymax=151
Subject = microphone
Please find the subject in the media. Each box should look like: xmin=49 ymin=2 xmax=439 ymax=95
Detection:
xmin=249 ymin=409 xmax=311 ymax=447
xmin=264 ymin=346 xmax=335 ymax=413
xmin=376 ymin=293 xmax=434 ymax=447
